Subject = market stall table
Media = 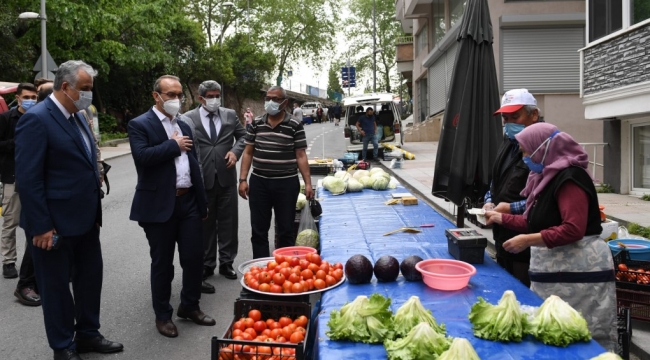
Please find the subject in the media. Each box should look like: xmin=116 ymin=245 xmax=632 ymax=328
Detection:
xmin=313 ymin=186 xmax=608 ymax=360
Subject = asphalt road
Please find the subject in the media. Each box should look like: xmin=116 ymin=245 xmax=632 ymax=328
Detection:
xmin=0 ymin=120 xmax=347 ymax=359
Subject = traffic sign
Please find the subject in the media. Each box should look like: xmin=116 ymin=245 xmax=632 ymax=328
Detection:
xmin=33 ymin=51 xmax=58 ymax=72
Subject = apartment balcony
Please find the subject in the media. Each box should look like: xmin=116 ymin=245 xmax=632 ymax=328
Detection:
xmin=396 ymin=35 xmax=414 ymax=76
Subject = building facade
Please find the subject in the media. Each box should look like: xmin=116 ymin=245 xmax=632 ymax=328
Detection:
xmin=581 ymin=1 xmax=650 ymax=195
xmin=396 ymin=0 xmax=607 ymax=182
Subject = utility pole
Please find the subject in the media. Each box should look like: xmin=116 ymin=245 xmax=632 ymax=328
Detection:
xmin=347 ymin=56 xmax=351 ymax=96
xmin=40 ymin=0 xmax=47 ymax=78
xmin=372 ymin=0 xmax=376 ymax=93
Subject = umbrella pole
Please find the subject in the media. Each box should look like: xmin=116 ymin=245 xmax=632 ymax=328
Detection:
xmin=456 ymin=203 xmax=466 ymax=228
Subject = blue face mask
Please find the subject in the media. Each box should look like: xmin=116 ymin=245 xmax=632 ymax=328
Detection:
xmin=504 ymin=123 xmax=525 ymax=139
xmin=522 ymin=130 xmax=560 ymax=173
xmin=21 ymin=99 xmax=36 ymax=111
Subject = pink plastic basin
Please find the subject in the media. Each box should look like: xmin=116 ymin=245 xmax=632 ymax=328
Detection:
xmin=272 ymin=246 xmax=318 ymax=260
xmin=415 ymin=259 xmax=477 ymax=291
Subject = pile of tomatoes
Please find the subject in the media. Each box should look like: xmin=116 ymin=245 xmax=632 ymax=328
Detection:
xmin=243 ymin=253 xmax=344 ymax=293
xmin=219 ymin=310 xmax=307 ymax=360
xmin=616 ymin=263 xmax=650 ymax=284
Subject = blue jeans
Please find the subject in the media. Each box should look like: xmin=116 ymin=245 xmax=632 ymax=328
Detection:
xmin=362 ymin=133 xmax=379 ymax=160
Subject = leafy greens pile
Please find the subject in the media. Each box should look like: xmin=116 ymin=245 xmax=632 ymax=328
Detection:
xmin=384 ymin=323 xmax=452 ymax=360
xmin=326 ymin=294 xmax=393 ymax=343
xmin=589 ymin=353 xmax=623 ymax=360
xmin=526 ymin=295 xmax=591 ymax=347
xmin=437 ymin=338 xmax=481 ymax=360
xmin=390 ymin=296 xmax=445 ymax=339
xmin=468 ymin=290 xmax=527 ymax=342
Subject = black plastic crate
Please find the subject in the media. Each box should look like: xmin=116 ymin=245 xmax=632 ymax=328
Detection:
xmin=212 ymin=299 xmax=311 ymax=360
xmin=617 ymin=307 xmax=631 ymax=359
xmin=616 ymin=288 xmax=650 ymax=322
xmin=613 ymin=250 xmax=650 ymax=291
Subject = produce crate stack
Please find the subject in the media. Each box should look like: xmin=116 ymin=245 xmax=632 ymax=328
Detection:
xmin=618 ymin=307 xmax=631 ymax=360
xmin=614 ymin=249 xmax=650 ymax=322
xmin=212 ymin=299 xmax=312 ymax=360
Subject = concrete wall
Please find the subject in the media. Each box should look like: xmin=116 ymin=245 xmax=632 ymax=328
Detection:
xmin=583 ymin=23 xmax=650 ymax=95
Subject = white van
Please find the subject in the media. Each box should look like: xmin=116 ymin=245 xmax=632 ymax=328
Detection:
xmin=342 ymin=93 xmax=403 ymax=157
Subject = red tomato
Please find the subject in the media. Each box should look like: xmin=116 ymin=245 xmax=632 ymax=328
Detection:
xmin=262 ymin=328 xmax=272 ymax=337
xmin=305 ymin=278 xmax=315 ymax=291
xmin=276 ymin=336 xmax=287 ymax=343
xmin=244 ymin=328 xmax=257 ymax=339
xmin=299 ymin=259 xmax=310 ymax=269
xmin=294 ymin=315 xmax=308 ymax=328
xmin=282 ymin=281 xmax=293 ymax=293
xmin=290 ymin=257 xmax=301 ymax=267
xmin=267 ymin=260 xmax=279 ymax=270
xmin=319 ymin=262 xmax=330 ymax=274
xmin=310 ymin=254 xmax=322 ymax=266
xmin=249 ymin=310 xmax=262 ymax=322
xmin=270 ymin=284 xmax=283 ymax=293
xmin=278 ymin=317 xmax=293 ymax=327
xmin=290 ymin=332 xmax=305 ymax=344
xmin=288 ymin=273 xmax=301 ymax=283
xmin=281 ymin=326 xmax=293 ymax=339
xmin=253 ymin=320 xmax=267 ymax=333
xmin=325 ymin=275 xmax=337 ymax=287
xmin=232 ymin=329 xmax=243 ymax=337
xmin=233 ymin=320 xmax=246 ymax=331
xmin=300 ymin=269 xmax=314 ymax=280
xmin=272 ymin=273 xmax=286 ymax=285
xmin=290 ymin=266 xmax=302 ymax=275
xmin=291 ymin=282 xmax=303 ymax=293
xmin=270 ymin=328 xmax=283 ymax=340
xmin=270 ymin=321 xmax=282 ymax=330
xmin=233 ymin=335 xmax=244 ymax=340
xmin=257 ymin=346 xmax=272 ymax=355
xmin=258 ymin=272 xmax=272 ymax=284
xmin=315 ymin=270 xmax=327 ymax=280
xmin=279 ymin=261 xmax=290 ymax=269
xmin=305 ymin=253 xmax=313 ymax=262
xmin=258 ymin=283 xmax=271 ymax=292
xmin=243 ymin=317 xmax=255 ymax=328
xmin=313 ymin=279 xmax=326 ymax=289
xmin=279 ymin=267 xmax=291 ymax=278
xmin=274 ymin=254 xmax=285 ymax=264
xmin=332 ymin=268 xmax=344 ymax=281
xmin=248 ymin=280 xmax=259 ymax=290
xmin=308 ymin=263 xmax=320 ymax=273
xmin=333 ymin=262 xmax=343 ymax=270
xmin=250 ymin=266 xmax=261 ymax=272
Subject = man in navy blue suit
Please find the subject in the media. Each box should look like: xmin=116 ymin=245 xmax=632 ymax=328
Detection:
xmin=15 ymin=60 xmax=123 ymax=360
xmin=128 ymin=75 xmax=215 ymax=338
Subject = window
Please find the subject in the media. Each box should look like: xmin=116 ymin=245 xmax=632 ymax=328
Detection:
xmin=589 ymin=0 xmax=622 ymax=41
xmin=633 ymin=0 xmax=650 ymax=25
xmin=449 ymin=0 xmax=466 ymax=29
xmin=416 ymin=25 xmax=428 ymax=57
xmin=431 ymin=0 xmax=445 ymax=46
xmin=418 ymin=78 xmax=428 ymax=122
xmin=589 ymin=0 xmax=650 ymax=42
xmin=632 ymin=124 xmax=650 ymax=189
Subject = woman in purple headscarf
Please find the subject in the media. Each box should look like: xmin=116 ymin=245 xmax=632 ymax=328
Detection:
xmin=486 ymin=122 xmax=616 ymax=350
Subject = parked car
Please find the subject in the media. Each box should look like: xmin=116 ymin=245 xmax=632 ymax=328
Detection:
xmin=343 ymin=93 xmax=403 ymax=158
xmin=0 ymin=82 xmax=18 ymax=113
xmin=301 ymin=102 xmax=328 ymax=123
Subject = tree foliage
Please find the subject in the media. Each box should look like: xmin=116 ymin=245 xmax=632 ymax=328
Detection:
xmin=327 ymin=61 xmax=344 ymax=100
xmin=346 ymin=0 xmax=403 ymax=93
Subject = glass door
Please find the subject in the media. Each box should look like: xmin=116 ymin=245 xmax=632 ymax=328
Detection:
xmin=632 ymin=123 xmax=650 ymax=191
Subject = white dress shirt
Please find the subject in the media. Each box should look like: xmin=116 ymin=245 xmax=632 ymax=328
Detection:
xmin=199 ymin=105 xmax=221 ymax=140
xmin=152 ymin=106 xmax=192 ymax=189
xmin=50 ymin=94 xmax=92 ymax=154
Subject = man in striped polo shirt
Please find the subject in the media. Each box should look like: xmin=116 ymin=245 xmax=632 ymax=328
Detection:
xmin=238 ymin=86 xmax=314 ymax=259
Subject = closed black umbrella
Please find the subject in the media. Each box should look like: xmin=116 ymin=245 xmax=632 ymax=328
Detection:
xmin=431 ymin=0 xmax=502 ymax=226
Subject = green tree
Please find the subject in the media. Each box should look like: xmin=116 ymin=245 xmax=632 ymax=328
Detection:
xmin=346 ymin=0 xmax=403 ymax=93
xmin=327 ymin=61 xmax=344 ymax=100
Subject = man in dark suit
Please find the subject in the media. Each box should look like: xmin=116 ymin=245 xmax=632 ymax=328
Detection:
xmin=128 ymin=75 xmax=215 ymax=338
xmin=180 ymin=80 xmax=246 ymax=291
xmin=15 ymin=60 xmax=123 ymax=360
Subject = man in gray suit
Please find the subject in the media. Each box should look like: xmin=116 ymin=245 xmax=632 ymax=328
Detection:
xmin=180 ymin=80 xmax=246 ymax=293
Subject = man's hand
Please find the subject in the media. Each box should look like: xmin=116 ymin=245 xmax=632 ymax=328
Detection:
xmin=482 ymin=202 xmax=495 ymax=211
xmin=238 ymin=181 xmax=249 ymax=200
xmin=359 ymin=129 xmax=365 ymax=136
xmin=305 ymin=185 xmax=314 ymax=200
xmin=172 ymin=131 xmax=192 ymax=152
xmin=34 ymin=229 xmax=54 ymax=251
xmin=503 ymin=234 xmax=531 ymax=254
xmin=494 ymin=202 xmax=511 ymax=214
xmin=485 ymin=211 xmax=503 ymax=225
xmin=225 ymin=151 xmax=237 ymax=169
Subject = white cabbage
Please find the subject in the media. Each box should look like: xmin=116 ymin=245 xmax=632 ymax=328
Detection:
xmin=296 ymin=193 xmax=307 ymax=210
xmin=358 ymin=176 xmax=373 ymax=188
xmin=325 ymin=177 xmax=346 ymax=195
xmin=347 ymin=179 xmax=364 ymax=192
xmin=372 ymin=176 xmax=390 ymax=190
xmin=352 ymin=170 xmax=370 ymax=179
xmin=296 ymin=229 xmax=319 ymax=249
xmin=369 ymin=168 xmax=386 ymax=176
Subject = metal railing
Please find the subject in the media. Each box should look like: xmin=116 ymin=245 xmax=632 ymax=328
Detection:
xmin=395 ymin=35 xmax=414 ymax=45
xmin=579 ymin=142 xmax=607 ymax=181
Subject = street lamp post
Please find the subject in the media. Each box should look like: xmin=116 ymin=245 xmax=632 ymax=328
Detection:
xmin=372 ymin=0 xmax=376 ymax=93
xmin=220 ymin=1 xmax=235 ymax=47
xmin=19 ymin=0 xmax=48 ymax=79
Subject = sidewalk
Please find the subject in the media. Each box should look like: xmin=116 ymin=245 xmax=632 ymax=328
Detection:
xmin=99 ymin=141 xmax=132 ymax=160
xmin=380 ymin=140 xmax=650 ymax=360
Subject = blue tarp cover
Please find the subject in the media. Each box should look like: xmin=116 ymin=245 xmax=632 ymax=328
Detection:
xmin=314 ymin=186 xmax=606 ymax=360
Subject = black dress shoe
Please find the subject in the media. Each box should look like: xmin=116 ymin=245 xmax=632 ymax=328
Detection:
xmin=201 ymin=280 xmax=215 ymax=294
xmin=3 ymin=264 xmax=18 ymax=278
xmin=14 ymin=286 xmax=41 ymax=306
xmin=219 ymin=264 xmax=237 ymax=280
xmin=75 ymin=335 xmax=123 ymax=354
xmin=177 ymin=305 xmax=216 ymax=326
xmin=155 ymin=319 xmax=178 ymax=338
xmin=53 ymin=349 xmax=83 ymax=360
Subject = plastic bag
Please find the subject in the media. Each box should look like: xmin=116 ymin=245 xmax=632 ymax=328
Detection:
xmin=618 ymin=226 xmax=647 ymax=240
xmin=296 ymin=204 xmax=319 ymax=249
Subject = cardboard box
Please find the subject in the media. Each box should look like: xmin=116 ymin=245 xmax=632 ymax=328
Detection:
xmin=600 ymin=219 xmax=619 ymax=241
xmin=401 ymin=197 xmax=418 ymax=205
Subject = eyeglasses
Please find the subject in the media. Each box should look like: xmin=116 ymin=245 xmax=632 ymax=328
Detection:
xmin=264 ymin=96 xmax=285 ymax=102
xmin=160 ymin=92 xmax=185 ymax=101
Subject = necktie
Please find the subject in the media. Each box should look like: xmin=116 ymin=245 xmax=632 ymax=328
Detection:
xmin=68 ymin=115 xmax=92 ymax=160
xmin=208 ymin=112 xmax=217 ymax=141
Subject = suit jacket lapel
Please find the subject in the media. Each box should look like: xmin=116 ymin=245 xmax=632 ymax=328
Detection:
xmin=189 ymin=108 xmax=211 ymax=142
xmin=46 ymin=98 xmax=93 ymax=166
xmin=215 ymin=108 xmax=227 ymax=144
xmin=146 ymin=109 xmax=170 ymax=144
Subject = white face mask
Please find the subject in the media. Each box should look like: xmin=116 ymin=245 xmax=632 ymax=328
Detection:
xmin=264 ymin=100 xmax=283 ymax=115
xmin=203 ymin=97 xmax=220 ymax=112
xmin=65 ymin=87 xmax=93 ymax=111
xmin=158 ymin=94 xmax=180 ymax=117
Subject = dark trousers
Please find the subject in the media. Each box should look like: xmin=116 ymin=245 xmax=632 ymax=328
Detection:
xmin=140 ymin=191 xmax=203 ymax=320
xmin=17 ymin=229 xmax=37 ymax=291
xmin=203 ymin=177 xmax=238 ymax=272
xmin=249 ymin=175 xmax=299 ymax=259
xmin=362 ymin=133 xmax=379 ymax=160
xmin=31 ymin=226 xmax=103 ymax=351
